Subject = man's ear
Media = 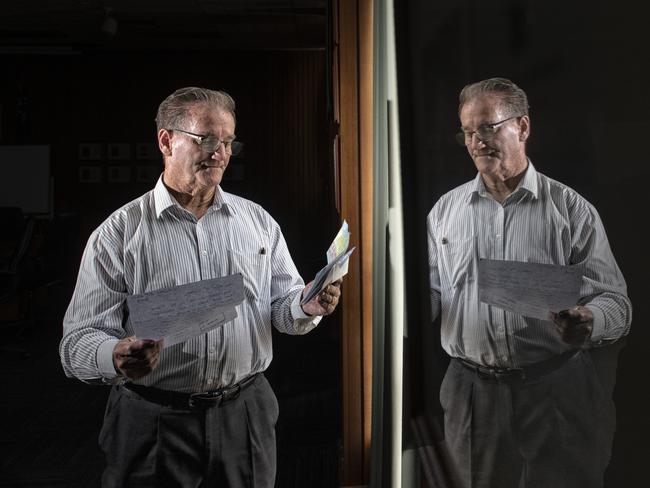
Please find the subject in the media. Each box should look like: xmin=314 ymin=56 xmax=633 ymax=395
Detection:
xmin=518 ymin=115 xmax=531 ymax=142
xmin=158 ymin=129 xmax=173 ymax=157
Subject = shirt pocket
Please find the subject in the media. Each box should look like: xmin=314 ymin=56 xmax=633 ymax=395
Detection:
xmin=228 ymin=250 xmax=270 ymax=302
xmin=438 ymin=235 xmax=477 ymax=289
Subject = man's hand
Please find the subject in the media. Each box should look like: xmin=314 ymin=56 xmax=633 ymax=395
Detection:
xmin=551 ymin=306 xmax=594 ymax=347
xmin=301 ymin=280 xmax=342 ymax=316
xmin=113 ymin=336 xmax=163 ymax=380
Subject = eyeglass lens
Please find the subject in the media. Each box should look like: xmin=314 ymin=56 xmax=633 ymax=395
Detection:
xmin=200 ymin=137 xmax=243 ymax=156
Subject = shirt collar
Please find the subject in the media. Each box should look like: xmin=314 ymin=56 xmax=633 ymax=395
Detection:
xmin=214 ymin=186 xmax=237 ymax=215
xmin=153 ymin=176 xmax=236 ymax=218
xmin=518 ymin=160 xmax=539 ymax=199
xmin=466 ymin=159 xmax=539 ymax=203
xmin=153 ymin=176 xmax=176 ymax=218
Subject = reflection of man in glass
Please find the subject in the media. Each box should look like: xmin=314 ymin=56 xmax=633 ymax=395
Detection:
xmin=427 ymin=78 xmax=631 ymax=488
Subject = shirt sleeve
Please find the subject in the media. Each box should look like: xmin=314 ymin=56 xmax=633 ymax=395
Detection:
xmin=268 ymin=217 xmax=322 ymax=334
xmin=427 ymin=206 xmax=442 ymax=322
xmin=59 ymin=223 xmax=127 ymax=383
xmin=569 ymin=200 xmax=632 ymax=344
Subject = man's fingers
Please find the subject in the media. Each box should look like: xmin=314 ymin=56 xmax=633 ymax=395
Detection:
xmin=119 ymin=339 xmax=159 ymax=357
xmin=318 ymin=292 xmax=339 ymax=308
xmin=317 ymin=288 xmax=340 ymax=315
xmin=328 ymin=282 xmax=342 ymax=293
xmin=553 ymin=306 xmax=594 ymax=346
xmin=114 ymin=336 xmax=163 ymax=379
xmin=319 ymin=283 xmax=341 ymax=301
xmin=557 ymin=306 xmax=592 ymax=323
xmin=125 ymin=338 xmax=158 ymax=352
xmin=558 ymin=308 xmax=579 ymax=320
xmin=119 ymin=357 xmax=149 ymax=371
xmin=301 ymin=280 xmax=342 ymax=316
xmin=319 ymin=293 xmax=332 ymax=304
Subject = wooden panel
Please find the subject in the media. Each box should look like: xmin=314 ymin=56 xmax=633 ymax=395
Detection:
xmin=260 ymin=50 xmax=335 ymax=272
xmin=335 ymin=0 xmax=374 ymax=484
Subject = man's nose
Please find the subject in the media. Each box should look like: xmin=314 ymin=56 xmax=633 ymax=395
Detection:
xmin=210 ymin=143 xmax=227 ymax=159
xmin=469 ymin=133 xmax=487 ymax=148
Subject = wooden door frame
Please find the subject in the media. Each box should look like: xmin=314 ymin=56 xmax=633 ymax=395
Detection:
xmin=332 ymin=0 xmax=374 ymax=485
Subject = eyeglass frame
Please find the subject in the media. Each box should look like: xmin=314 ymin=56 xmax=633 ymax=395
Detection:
xmin=455 ymin=114 xmax=524 ymax=146
xmin=169 ymin=127 xmax=243 ymax=156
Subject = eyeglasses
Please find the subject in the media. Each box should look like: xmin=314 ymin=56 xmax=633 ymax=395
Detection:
xmin=170 ymin=128 xmax=243 ymax=156
xmin=455 ymin=115 xmax=522 ymax=146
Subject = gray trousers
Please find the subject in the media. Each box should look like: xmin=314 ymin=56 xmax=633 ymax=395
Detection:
xmin=440 ymin=350 xmax=615 ymax=488
xmin=99 ymin=374 xmax=278 ymax=488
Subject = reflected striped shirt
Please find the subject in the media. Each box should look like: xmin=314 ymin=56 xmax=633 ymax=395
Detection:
xmin=60 ymin=177 xmax=320 ymax=392
xmin=427 ymin=162 xmax=632 ymax=368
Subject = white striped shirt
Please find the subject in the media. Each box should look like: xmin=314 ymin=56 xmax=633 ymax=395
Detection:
xmin=60 ymin=177 xmax=320 ymax=392
xmin=427 ymin=162 xmax=632 ymax=368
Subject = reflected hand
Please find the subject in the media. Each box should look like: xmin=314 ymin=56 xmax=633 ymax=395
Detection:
xmin=301 ymin=280 xmax=342 ymax=316
xmin=551 ymin=306 xmax=594 ymax=347
xmin=113 ymin=336 xmax=163 ymax=380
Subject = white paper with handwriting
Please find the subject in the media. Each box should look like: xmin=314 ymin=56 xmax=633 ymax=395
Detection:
xmin=478 ymin=259 xmax=582 ymax=320
xmin=126 ymin=273 xmax=245 ymax=347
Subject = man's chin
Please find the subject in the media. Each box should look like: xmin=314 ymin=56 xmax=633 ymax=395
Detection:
xmin=474 ymin=156 xmax=498 ymax=171
xmin=197 ymin=168 xmax=225 ymax=187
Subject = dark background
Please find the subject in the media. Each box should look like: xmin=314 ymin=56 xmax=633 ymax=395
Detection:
xmin=395 ymin=0 xmax=650 ymax=486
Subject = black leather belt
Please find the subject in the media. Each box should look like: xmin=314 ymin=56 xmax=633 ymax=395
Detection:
xmin=457 ymin=349 xmax=580 ymax=382
xmin=124 ymin=373 xmax=260 ymax=409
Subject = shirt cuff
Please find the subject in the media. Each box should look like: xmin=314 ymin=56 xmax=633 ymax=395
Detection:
xmin=97 ymin=338 xmax=120 ymax=378
xmin=586 ymin=305 xmax=606 ymax=345
xmin=291 ymin=290 xmax=322 ymax=325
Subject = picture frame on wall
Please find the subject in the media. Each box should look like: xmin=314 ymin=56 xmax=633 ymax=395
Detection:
xmin=78 ymin=143 xmax=103 ymax=161
xmin=107 ymin=143 xmax=131 ymax=160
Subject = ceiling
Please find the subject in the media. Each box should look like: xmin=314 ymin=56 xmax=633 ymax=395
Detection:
xmin=0 ymin=0 xmax=328 ymax=53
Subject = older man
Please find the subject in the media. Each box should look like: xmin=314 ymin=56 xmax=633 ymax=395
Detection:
xmin=427 ymin=78 xmax=631 ymax=488
xmin=60 ymin=87 xmax=341 ymax=488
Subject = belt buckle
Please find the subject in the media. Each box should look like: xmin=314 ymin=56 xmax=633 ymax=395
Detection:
xmin=188 ymin=383 xmax=243 ymax=409
xmin=221 ymin=384 xmax=242 ymax=403
xmin=476 ymin=366 xmax=495 ymax=380
xmin=494 ymin=367 xmax=525 ymax=381
xmin=188 ymin=391 xmax=223 ymax=409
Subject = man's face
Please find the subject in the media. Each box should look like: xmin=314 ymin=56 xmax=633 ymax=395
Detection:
xmin=459 ymin=94 xmax=529 ymax=181
xmin=160 ymin=103 xmax=236 ymax=192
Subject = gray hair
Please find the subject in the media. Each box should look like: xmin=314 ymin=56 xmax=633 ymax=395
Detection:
xmin=155 ymin=87 xmax=236 ymax=131
xmin=458 ymin=77 xmax=529 ymax=117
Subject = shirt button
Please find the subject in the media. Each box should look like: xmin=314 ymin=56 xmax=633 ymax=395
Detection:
xmin=207 ymin=378 xmax=213 ymax=385
xmin=498 ymin=326 xmax=504 ymax=334
xmin=501 ymin=355 xmax=508 ymax=362
xmin=209 ymin=346 xmax=216 ymax=354
xmin=202 ymin=249 xmax=208 ymax=255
